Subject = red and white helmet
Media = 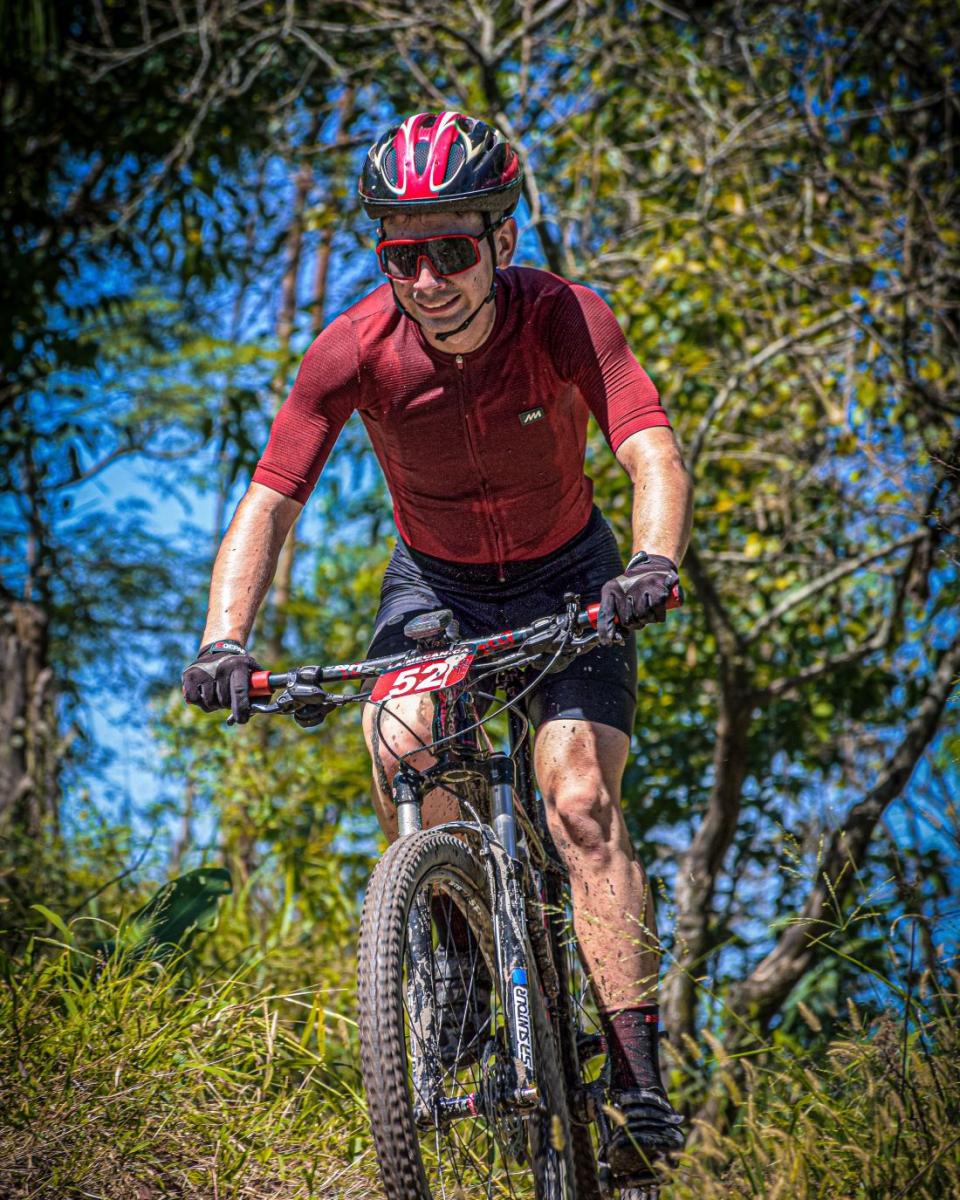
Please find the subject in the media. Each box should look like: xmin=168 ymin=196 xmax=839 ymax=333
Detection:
xmin=359 ymin=111 xmax=523 ymax=218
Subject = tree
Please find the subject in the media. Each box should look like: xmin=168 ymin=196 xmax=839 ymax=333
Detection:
xmin=4 ymin=0 xmax=957 ymax=1142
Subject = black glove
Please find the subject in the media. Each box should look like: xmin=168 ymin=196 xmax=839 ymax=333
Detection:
xmin=597 ymin=552 xmax=679 ymax=645
xmin=182 ymin=639 xmax=262 ymax=725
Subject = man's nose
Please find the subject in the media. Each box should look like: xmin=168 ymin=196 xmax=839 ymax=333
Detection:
xmin=413 ymin=255 xmax=444 ymax=289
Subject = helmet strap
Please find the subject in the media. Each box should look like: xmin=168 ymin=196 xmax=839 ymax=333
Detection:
xmin=434 ymin=212 xmax=504 ymax=344
xmin=432 ymin=278 xmax=497 ymax=343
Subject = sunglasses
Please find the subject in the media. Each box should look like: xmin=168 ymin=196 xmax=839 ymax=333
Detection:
xmin=375 ymin=216 xmax=508 ymax=281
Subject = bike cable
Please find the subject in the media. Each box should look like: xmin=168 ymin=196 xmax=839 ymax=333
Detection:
xmin=395 ymin=638 xmax=571 ymax=767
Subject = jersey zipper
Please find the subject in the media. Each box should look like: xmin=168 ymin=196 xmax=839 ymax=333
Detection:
xmin=455 ymin=353 xmax=506 ymax=581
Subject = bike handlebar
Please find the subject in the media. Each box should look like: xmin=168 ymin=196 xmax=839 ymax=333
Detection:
xmin=248 ymin=584 xmax=682 ymax=700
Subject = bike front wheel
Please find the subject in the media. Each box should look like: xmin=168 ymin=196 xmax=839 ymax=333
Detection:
xmin=358 ymin=827 xmax=578 ymax=1200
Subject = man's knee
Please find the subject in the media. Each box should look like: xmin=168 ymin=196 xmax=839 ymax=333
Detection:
xmin=367 ymin=714 xmax=394 ymax=798
xmin=546 ymin=776 xmax=621 ymax=865
xmin=363 ymin=697 xmax=433 ymax=796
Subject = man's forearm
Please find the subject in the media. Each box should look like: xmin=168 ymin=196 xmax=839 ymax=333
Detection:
xmin=200 ymin=485 xmax=303 ymax=648
xmin=617 ymin=429 xmax=693 ymax=565
xmin=630 ymin=453 xmax=693 ymax=565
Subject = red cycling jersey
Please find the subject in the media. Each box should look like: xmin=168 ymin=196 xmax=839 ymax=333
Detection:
xmin=252 ymin=266 xmax=670 ymax=570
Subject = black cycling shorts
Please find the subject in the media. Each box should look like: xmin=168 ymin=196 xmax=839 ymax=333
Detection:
xmin=366 ymin=506 xmax=637 ymax=737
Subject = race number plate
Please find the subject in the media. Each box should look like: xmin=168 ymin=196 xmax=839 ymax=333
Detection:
xmin=370 ymin=651 xmax=475 ymax=702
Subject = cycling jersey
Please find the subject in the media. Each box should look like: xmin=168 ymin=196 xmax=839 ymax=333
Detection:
xmin=252 ymin=265 xmax=670 ymax=572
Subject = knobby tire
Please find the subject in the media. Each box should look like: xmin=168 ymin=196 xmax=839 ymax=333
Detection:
xmin=358 ymin=828 xmax=578 ymax=1200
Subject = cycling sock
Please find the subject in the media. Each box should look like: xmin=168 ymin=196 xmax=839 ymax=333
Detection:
xmin=602 ymin=1004 xmax=664 ymax=1093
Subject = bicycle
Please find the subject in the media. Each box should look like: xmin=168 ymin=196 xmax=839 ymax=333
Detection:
xmin=247 ymin=589 xmax=681 ymax=1200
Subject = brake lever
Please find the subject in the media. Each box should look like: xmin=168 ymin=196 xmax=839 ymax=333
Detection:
xmin=227 ymin=700 xmax=280 ymax=726
xmin=274 ymin=681 xmax=339 ymax=714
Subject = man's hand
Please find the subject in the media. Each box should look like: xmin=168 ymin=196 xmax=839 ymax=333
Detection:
xmin=182 ymin=640 xmax=262 ymax=725
xmin=597 ymin=552 xmax=679 ymax=645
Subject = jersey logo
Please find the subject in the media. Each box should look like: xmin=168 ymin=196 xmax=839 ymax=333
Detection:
xmin=519 ymin=406 xmax=544 ymax=426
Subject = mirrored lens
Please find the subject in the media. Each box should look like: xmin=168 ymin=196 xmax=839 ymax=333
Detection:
xmin=380 ymin=243 xmax=420 ymax=278
xmin=378 ymin=236 xmax=480 ymax=280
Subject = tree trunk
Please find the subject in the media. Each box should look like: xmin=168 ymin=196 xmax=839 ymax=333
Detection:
xmin=0 ymin=600 xmax=57 ymax=838
xmin=689 ymin=630 xmax=960 ymax=1140
xmin=662 ymin=544 xmax=752 ymax=1044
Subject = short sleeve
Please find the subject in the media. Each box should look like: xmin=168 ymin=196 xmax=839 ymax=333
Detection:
xmin=251 ymin=314 xmax=361 ymax=504
xmin=548 ymin=282 xmax=670 ymax=452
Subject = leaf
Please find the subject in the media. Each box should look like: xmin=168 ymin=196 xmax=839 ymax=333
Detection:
xmin=93 ymin=867 xmax=232 ymax=966
xmin=31 ymin=904 xmax=73 ymax=942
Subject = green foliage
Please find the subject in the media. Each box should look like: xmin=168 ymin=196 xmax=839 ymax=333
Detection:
xmin=2 ymin=899 xmax=955 ymax=1197
xmin=0 ymin=938 xmax=374 ymax=1199
xmin=3 ymin=1 xmax=958 ymax=1186
xmin=90 ymin=866 xmax=232 ymax=965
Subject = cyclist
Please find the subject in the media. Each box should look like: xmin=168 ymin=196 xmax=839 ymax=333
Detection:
xmin=183 ymin=111 xmax=691 ymax=1177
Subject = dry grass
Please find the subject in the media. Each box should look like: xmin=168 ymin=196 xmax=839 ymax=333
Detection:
xmin=0 ymin=941 xmax=379 ymax=1199
xmin=3 ymin=932 xmax=957 ymax=1199
xmin=662 ymin=987 xmax=960 ymax=1199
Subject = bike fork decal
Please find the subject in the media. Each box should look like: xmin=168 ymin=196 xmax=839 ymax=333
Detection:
xmin=511 ymin=967 xmax=534 ymax=1076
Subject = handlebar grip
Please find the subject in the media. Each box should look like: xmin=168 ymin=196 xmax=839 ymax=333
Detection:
xmin=583 ymin=582 xmax=683 ymax=629
xmin=249 ymin=670 xmax=274 ymax=698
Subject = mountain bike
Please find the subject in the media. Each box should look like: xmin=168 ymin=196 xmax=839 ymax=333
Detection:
xmin=247 ymin=590 xmax=681 ymax=1200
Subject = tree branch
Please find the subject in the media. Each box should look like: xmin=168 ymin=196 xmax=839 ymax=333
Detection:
xmin=687 ymin=307 xmax=852 ymax=472
xmin=744 ymin=530 xmax=927 ymax=644
xmin=732 ymin=629 xmax=960 ymax=1026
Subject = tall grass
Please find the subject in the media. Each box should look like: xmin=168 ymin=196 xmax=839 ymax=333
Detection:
xmin=0 ymin=932 xmax=376 ymax=1199
xmin=664 ymin=986 xmax=960 ymax=1199
xmin=2 ymin=922 xmax=957 ymax=1197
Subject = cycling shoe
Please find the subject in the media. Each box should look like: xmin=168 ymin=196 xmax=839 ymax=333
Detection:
xmin=603 ymin=1087 xmax=685 ymax=1178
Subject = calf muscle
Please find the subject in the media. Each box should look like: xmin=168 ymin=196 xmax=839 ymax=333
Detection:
xmin=535 ymin=719 xmax=660 ymax=1010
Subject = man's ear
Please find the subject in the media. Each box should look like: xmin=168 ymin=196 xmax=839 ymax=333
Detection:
xmin=496 ymin=217 xmax=518 ymax=267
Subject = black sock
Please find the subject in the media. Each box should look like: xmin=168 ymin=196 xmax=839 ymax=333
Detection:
xmin=602 ymin=1004 xmax=664 ymax=1094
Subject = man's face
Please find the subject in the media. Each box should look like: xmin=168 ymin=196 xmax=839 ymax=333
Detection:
xmin=379 ymin=210 xmax=515 ymax=345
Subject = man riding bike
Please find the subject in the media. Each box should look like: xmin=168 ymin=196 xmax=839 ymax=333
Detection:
xmin=183 ymin=111 xmax=692 ymax=1178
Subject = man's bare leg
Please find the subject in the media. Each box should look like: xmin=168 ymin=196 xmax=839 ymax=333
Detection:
xmin=361 ymin=695 xmax=458 ymax=838
xmin=533 ymin=718 xmax=658 ymax=1010
xmin=534 ymin=717 xmax=685 ymax=1166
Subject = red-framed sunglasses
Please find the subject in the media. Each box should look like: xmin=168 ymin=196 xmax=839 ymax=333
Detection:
xmin=376 ymin=216 xmax=508 ymax=281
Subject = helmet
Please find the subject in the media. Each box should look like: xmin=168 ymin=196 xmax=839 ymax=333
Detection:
xmin=359 ymin=111 xmax=523 ymax=218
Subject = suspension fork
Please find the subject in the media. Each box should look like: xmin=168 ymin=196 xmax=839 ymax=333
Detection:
xmin=507 ymin=704 xmax=584 ymax=1113
xmin=389 ymin=768 xmax=441 ymax=1119
xmin=394 ymin=768 xmax=423 ymax=839
xmin=481 ymin=687 xmax=559 ymax=1109
xmin=394 ymin=691 xmax=541 ymax=1112
xmin=483 ymin=750 xmax=540 ymax=1108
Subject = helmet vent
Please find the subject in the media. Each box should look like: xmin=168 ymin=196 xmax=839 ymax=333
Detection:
xmin=382 ymin=147 xmax=398 ymax=183
xmin=414 ymin=142 xmax=430 ymax=174
xmin=443 ymin=142 xmax=465 ymax=182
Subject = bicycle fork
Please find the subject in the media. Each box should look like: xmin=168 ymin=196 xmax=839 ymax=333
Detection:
xmin=393 ymin=759 xmax=543 ymax=1118
xmin=487 ymin=754 xmax=540 ymax=1110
